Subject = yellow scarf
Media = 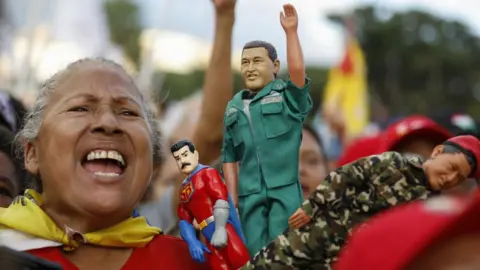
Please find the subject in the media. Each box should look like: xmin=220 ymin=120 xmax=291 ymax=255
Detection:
xmin=0 ymin=189 xmax=161 ymax=250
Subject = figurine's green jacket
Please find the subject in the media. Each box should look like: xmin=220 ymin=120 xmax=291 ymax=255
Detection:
xmin=221 ymin=78 xmax=312 ymax=195
xmin=221 ymin=77 xmax=312 ymax=255
xmin=240 ymin=152 xmax=439 ymax=270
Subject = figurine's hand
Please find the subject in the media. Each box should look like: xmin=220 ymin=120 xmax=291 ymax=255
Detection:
xmin=288 ymin=208 xmax=311 ymax=229
xmin=280 ymin=4 xmax=299 ymax=33
xmin=188 ymin=239 xmax=211 ymax=263
xmin=211 ymin=227 xmax=228 ymax=248
xmin=212 ymin=0 xmax=236 ymax=14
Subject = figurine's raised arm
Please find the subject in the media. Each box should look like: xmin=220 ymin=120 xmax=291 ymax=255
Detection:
xmin=280 ymin=4 xmax=305 ymax=88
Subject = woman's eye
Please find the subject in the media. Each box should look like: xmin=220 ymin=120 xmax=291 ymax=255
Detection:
xmin=121 ymin=110 xmax=138 ymax=117
xmin=68 ymin=106 xmax=88 ymax=112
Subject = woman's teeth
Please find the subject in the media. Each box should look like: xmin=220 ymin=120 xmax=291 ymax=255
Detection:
xmin=93 ymin=172 xmax=120 ymax=177
xmin=86 ymin=150 xmax=125 ymax=167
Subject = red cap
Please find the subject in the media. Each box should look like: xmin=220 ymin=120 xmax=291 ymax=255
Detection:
xmin=444 ymin=135 xmax=480 ymax=178
xmin=337 ymin=134 xmax=382 ymax=167
xmin=335 ymin=192 xmax=480 ymax=270
xmin=380 ymin=115 xmax=452 ymax=152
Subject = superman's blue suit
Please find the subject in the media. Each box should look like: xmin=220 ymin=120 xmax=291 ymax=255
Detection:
xmin=178 ymin=165 xmax=250 ymax=270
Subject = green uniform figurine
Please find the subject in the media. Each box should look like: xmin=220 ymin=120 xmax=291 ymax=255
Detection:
xmin=221 ymin=4 xmax=312 ymax=256
xmin=240 ymin=135 xmax=480 ymax=270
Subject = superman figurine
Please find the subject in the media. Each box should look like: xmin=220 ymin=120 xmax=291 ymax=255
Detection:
xmin=171 ymin=139 xmax=250 ymax=270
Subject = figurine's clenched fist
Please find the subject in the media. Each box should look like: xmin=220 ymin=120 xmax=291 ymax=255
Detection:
xmin=211 ymin=227 xmax=228 ymax=248
xmin=280 ymin=4 xmax=299 ymax=32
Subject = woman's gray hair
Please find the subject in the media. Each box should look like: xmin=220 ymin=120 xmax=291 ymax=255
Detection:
xmin=15 ymin=58 xmax=164 ymax=190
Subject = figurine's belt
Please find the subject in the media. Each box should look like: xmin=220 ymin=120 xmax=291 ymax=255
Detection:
xmin=198 ymin=216 xmax=215 ymax=230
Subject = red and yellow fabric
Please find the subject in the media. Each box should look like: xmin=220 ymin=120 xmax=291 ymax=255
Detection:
xmin=322 ymin=35 xmax=369 ymax=139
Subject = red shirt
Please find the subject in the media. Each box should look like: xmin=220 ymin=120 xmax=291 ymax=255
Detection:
xmin=28 ymin=235 xmax=210 ymax=270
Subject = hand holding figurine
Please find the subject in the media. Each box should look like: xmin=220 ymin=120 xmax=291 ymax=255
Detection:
xmin=280 ymin=4 xmax=299 ymax=33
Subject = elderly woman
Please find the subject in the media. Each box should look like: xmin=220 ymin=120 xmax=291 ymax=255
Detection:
xmin=0 ymin=58 xmax=209 ymax=270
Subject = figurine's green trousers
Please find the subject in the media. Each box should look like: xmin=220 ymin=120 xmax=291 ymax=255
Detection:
xmin=238 ymin=178 xmax=303 ymax=256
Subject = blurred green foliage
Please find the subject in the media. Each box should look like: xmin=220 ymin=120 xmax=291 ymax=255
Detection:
xmin=332 ymin=6 xmax=480 ymax=117
xmin=104 ymin=0 xmax=142 ymax=68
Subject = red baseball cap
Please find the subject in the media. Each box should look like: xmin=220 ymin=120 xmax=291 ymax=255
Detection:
xmin=337 ymin=134 xmax=382 ymax=167
xmin=335 ymin=192 xmax=480 ymax=270
xmin=444 ymin=135 xmax=480 ymax=178
xmin=380 ymin=115 xmax=452 ymax=152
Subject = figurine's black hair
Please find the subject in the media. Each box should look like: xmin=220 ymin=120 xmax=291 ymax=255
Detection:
xmin=242 ymin=40 xmax=278 ymax=62
xmin=443 ymin=143 xmax=476 ymax=176
xmin=171 ymin=139 xmax=196 ymax=154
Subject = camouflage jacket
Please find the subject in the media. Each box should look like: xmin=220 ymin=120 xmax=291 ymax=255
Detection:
xmin=240 ymin=152 xmax=439 ymax=270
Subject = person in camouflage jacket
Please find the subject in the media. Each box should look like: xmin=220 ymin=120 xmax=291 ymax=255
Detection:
xmin=240 ymin=135 xmax=480 ymax=270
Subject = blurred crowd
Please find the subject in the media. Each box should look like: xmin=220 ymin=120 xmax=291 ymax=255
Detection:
xmin=1 ymin=87 xmax=478 ymax=216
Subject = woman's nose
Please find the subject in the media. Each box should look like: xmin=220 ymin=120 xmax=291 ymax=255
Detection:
xmin=91 ymin=107 xmax=122 ymax=136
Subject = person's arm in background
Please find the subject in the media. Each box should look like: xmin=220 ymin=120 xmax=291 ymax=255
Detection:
xmin=172 ymin=0 xmax=236 ymax=220
xmin=193 ymin=0 xmax=235 ymax=162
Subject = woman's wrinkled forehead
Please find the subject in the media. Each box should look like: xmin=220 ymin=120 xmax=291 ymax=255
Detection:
xmin=47 ymin=65 xmax=143 ymax=108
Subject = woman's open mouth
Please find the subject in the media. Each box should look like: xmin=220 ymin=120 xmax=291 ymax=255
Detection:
xmin=81 ymin=149 xmax=126 ymax=177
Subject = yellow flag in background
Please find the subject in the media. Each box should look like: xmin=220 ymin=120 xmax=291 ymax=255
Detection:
xmin=322 ymin=35 xmax=369 ymax=139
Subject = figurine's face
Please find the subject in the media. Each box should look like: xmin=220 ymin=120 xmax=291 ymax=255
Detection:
xmin=423 ymin=145 xmax=472 ymax=191
xmin=241 ymin=47 xmax=280 ymax=91
xmin=172 ymin=146 xmax=199 ymax=175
